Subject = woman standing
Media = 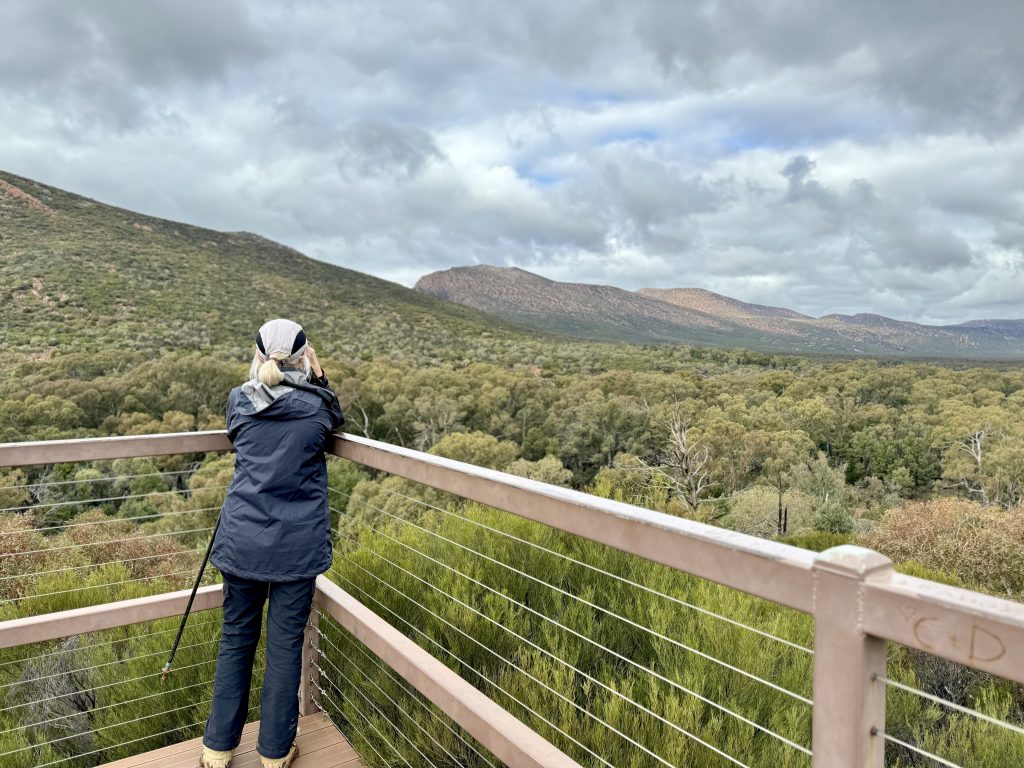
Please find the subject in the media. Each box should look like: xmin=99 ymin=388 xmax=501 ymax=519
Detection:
xmin=201 ymin=319 xmax=344 ymax=768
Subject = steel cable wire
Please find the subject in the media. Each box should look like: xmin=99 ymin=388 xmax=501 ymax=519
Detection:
xmin=332 ymin=513 xmax=812 ymax=753
xmin=0 ymin=547 xmax=205 ymax=583
xmin=327 ymin=567 xmax=618 ymax=768
xmin=28 ymin=704 xmax=259 ymax=768
xmin=876 ymin=674 xmax=1024 ymax=737
xmin=330 ymin=483 xmax=812 ymax=654
xmin=874 ymin=729 xmax=964 ymax=768
xmin=0 ymin=526 xmax=215 ymax=558
xmin=0 ymin=668 xmax=263 ymax=737
xmin=313 ymin=616 xmax=500 ymax=768
xmin=0 ymin=694 xmax=219 ymax=758
xmin=0 ymin=614 xmax=223 ymax=671
xmin=0 ymin=505 xmax=223 ymax=538
xmin=0 ymin=637 xmax=220 ymax=691
xmin=1 ymin=567 xmax=207 ymax=604
xmin=334 ymin=493 xmax=813 ymax=704
xmin=0 ymin=469 xmax=199 ymax=494
xmin=330 ymin=563 xmax=691 ymax=768
xmin=331 ymin=540 xmax=766 ymax=767
xmin=312 ymin=681 xmax=401 ymax=768
xmin=312 ymin=635 xmax=465 ymax=766
xmin=312 ymin=668 xmax=419 ymax=768
xmin=0 ymin=657 xmax=219 ymax=715
xmin=0 ymin=487 xmax=228 ymax=516
xmin=314 ymin=655 xmax=442 ymax=768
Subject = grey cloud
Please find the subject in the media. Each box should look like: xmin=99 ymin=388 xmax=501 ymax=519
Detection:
xmin=632 ymin=0 xmax=1024 ymax=135
xmin=547 ymin=142 xmax=731 ymax=258
xmin=0 ymin=0 xmax=1022 ymax=324
xmin=674 ymin=155 xmax=986 ymax=319
xmin=335 ymin=120 xmax=445 ymax=179
xmin=773 ymin=159 xmax=974 ymax=272
xmin=994 ymin=223 xmax=1024 ymax=255
xmin=782 ymin=156 xmax=822 ymax=200
xmin=0 ymin=1 xmax=267 ymax=134
xmin=859 ymin=220 xmax=973 ymax=273
xmin=0 ymin=1 xmax=266 ymax=88
xmin=845 ymin=182 xmax=973 ymax=272
xmin=781 ymin=155 xmax=839 ymax=219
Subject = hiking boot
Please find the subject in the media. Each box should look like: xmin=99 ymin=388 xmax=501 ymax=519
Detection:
xmin=200 ymin=746 xmax=233 ymax=768
xmin=261 ymin=744 xmax=299 ymax=768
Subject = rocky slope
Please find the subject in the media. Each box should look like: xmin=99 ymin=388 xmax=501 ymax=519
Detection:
xmin=417 ymin=265 xmax=1024 ymax=359
xmin=415 ymin=266 xmax=755 ymax=346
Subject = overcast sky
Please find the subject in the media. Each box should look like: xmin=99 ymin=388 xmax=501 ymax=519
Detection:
xmin=2 ymin=1 xmax=1022 ymax=323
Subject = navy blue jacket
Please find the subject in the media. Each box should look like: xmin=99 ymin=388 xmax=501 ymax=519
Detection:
xmin=211 ymin=381 xmax=344 ymax=582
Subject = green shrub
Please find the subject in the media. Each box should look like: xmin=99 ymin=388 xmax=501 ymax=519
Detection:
xmin=779 ymin=530 xmax=853 ymax=552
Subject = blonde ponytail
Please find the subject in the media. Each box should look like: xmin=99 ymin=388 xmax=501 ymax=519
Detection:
xmin=256 ymin=352 xmax=287 ymax=387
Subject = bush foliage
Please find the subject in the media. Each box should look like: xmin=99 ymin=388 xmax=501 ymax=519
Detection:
xmin=1 ymin=169 xmax=1022 ymax=764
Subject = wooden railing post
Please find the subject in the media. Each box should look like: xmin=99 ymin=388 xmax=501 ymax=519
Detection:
xmin=299 ymin=605 xmax=321 ymax=716
xmin=811 ymin=545 xmax=892 ymax=768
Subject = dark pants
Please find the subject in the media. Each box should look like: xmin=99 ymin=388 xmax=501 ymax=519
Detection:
xmin=204 ymin=572 xmax=317 ymax=759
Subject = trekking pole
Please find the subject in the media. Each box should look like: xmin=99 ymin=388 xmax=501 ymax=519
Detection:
xmin=161 ymin=513 xmax=221 ymax=681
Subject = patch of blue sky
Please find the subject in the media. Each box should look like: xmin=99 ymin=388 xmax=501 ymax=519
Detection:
xmin=717 ymin=114 xmax=897 ymax=155
xmin=529 ymin=172 xmax=562 ymax=187
xmin=595 ymin=128 xmax=660 ymax=146
xmin=720 ymin=132 xmax=777 ymax=152
xmin=516 ymin=165 xmax=562 ymax=187
xmin=547 ymin=83 xmax=627 ymax=106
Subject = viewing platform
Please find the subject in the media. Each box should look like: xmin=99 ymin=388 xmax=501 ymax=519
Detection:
xmin=100 ymin=713 xmax=360 ymax=768
xmin=0 ymin=431 xmax=1022 ymax=768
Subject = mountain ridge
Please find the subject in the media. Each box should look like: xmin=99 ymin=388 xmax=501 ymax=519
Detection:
xmin=638 ymin=287 xmax=810 ymax=322
xmin=0 ymin=170 xmax=528 ymax=364
xmin=5 ymin=168 xmax=1021 ymax=363
xmin=415 ymin=265 xmax=1024 ymax=359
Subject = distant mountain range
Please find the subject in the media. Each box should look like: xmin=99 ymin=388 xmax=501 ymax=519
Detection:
xmin=416 ymin=265 xmax=1024 ymax=359
xmin=5 ymin=167 xmax=1021 ymax=364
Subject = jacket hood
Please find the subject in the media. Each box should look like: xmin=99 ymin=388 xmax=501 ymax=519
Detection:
xmin=239 ymin=369 xmax=310 ymax=414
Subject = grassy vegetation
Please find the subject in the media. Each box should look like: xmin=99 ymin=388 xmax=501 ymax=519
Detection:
xmin=1 ymin=170 xmax=1022 ymax=764
xmin=316 ymin=466 xmax=1023 ymax=768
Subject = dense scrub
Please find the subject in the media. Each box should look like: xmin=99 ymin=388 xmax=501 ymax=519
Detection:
xmin=7 ymin=349 xmax=1024 ymax=562
xmin=321 ymin=476 xmax=1024 ymax=767
xmin=3 ymin=343 xmax=1024 ymax=764
xmin=3 ymin=169 xmax=1023 ymax=764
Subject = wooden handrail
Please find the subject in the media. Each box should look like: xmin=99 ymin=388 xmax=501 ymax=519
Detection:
xmin=327 ymin=433 xmax=1024 ymax=686
xmin=863 ymin=572 xmax=1024 ymax=685
xmin=0 ymin=585 xmax=224 ymax=649
xmin=330 ymin=434 xmax=819 ymax=611
xmin=1 ymin=431 xmax=1021 ymax=680
xmin=0 ymin=431 xmax=233 ymax=467
xmin=2 ymin=431 xmax=1024 ymax=768
xmin=0 ymin=573 xmax=579 ymax=768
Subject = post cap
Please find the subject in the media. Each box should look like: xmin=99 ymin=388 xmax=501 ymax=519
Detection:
xmin=812 ymin=545 xmax=892 ymax=579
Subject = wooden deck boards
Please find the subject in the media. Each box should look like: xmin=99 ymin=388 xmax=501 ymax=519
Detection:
xmin=99 ymin=713 xmax=364 ymax=768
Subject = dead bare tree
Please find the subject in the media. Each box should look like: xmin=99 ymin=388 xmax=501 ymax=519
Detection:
xmin=663 ymin=413 xmax=712 ymax=512
xmin=346 ymin=398 xmax=373 ymax=438
xmin=948 ymin=428 xmax=991 ymax=505
xmin=958 ymin=428 xmax=987 ymax=472
xmin=635 ymin=407 xmax=713 ymax=515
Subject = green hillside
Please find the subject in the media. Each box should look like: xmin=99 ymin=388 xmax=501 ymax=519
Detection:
xmin=0 ymin=170 xmax=526 ymax=364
